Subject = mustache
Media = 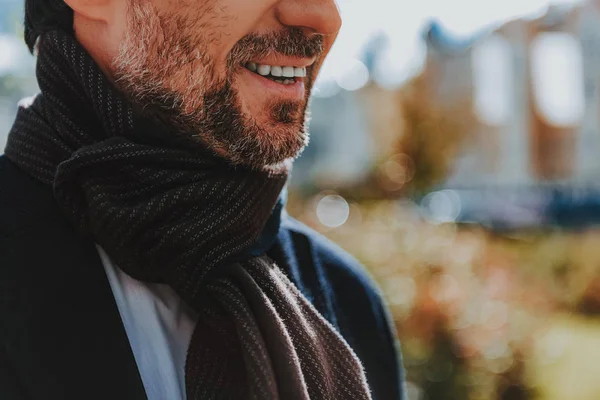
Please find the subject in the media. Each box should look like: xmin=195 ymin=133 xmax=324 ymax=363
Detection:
xmin=227 ymin=28 xmax=324 ymax=70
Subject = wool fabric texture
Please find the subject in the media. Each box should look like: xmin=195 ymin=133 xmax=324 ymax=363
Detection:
xmin=5 ymin=30 xmax=372 ymax=400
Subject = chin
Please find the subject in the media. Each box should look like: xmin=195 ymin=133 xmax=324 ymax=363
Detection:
xmin=216 ymin=94 xmax=310 ymax=169
xmin=230 ymin=117 xmax=310 ymax=169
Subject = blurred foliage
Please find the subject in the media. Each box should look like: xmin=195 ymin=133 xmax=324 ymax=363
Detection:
xmin=289 ymin=73 xmax=600 ymax=397
xmin=289 ymin=195 xmax=600 ymax=400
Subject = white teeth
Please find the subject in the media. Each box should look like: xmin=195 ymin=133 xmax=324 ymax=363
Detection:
xmin=257 ymin=64 xmax=271 ymax=76
xmin=294 ymin=67 xmax=306 ymax=77
xmin=271 ymin=66 xmax=283 ymax=77
xmin=282 ymin=66 xmax=295 ymax=78
xmin=246 ymin=63 xmax=308 ymax=81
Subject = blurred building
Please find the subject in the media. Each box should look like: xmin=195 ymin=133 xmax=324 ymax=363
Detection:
xmin=292 ymin=90 xmax=375 ymax=188
xmin=291 ymin=38 xmax=386 ymax=189
xmin=424 ymin=2 xmax=600 ymax=187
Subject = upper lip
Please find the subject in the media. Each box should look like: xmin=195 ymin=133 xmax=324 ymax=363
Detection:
xmin=246 ymin=56 xmax=316 ymax=68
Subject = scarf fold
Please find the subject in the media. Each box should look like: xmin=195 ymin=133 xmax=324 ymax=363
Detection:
xmin=5 ymin=30 xmax=372 ymax=399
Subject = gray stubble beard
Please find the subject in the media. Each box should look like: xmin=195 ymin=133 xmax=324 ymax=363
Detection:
xmin=111 ymin=0 xmax=313 ymax=170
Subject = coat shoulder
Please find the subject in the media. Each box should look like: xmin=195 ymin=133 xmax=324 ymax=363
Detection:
xmin=280 ymin=216 xmax=381 ymax=295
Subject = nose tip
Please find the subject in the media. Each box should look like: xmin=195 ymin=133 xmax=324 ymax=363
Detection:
xmin=276 ymin=0 xmax=342 ymax=37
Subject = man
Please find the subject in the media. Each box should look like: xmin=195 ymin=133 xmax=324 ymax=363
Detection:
xmin=0 ymin=0 xmax=406 ymax=399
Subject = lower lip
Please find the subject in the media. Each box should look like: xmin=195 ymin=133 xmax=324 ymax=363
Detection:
xmin=241 ymin=68 xmax=306 ymax=99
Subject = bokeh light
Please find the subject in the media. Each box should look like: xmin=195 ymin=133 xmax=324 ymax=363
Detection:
xmin=421 ymin=190 xmax=462 ymax=224
xmin=316 ymin=194 xmax=350 ymax=228
xmin=336 ymin=59 xmax=370 ymax=91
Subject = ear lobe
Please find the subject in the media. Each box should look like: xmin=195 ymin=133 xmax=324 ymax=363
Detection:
xmin=63 ymin=0 xmax=113 ymax=22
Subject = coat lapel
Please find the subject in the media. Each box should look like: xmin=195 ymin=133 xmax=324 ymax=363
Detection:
xmin=1 ymin=158 xmax=147 ymax=400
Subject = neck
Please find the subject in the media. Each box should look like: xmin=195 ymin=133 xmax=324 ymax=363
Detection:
xmin=71 ymin=12 xmax=121 ymax=82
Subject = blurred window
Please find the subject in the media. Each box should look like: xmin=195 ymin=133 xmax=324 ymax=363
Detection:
xmin=472 ymin=34 xmax=514 ymax=126
xmin=530 ymin=32 xmax=584 ymax=127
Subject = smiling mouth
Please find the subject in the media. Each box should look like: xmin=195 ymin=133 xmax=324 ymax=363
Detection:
xmin=244 ymin=63 xmax=307 ymax=85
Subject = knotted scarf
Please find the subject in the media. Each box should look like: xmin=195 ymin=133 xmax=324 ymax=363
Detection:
xmin=5 ymin=30 xmax=372 ymax=399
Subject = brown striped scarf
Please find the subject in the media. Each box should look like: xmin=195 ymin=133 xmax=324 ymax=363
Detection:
xmin=5 ymin=30 xmax=372 ymax=399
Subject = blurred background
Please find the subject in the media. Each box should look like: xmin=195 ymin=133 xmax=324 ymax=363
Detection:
xmin=5 ymin=0 xmax=600 ymax=398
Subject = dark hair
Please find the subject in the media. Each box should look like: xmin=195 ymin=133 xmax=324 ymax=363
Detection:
xmin=24 ymin=0 xmax=73 ymax=53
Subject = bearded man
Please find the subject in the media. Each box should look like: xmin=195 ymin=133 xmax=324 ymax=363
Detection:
xmin=0 ymin=0 xmax=406 ymax=399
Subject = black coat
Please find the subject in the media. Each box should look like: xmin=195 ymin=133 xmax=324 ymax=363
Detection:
xmin=0 ymin=155 xmax=406 ymax=400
